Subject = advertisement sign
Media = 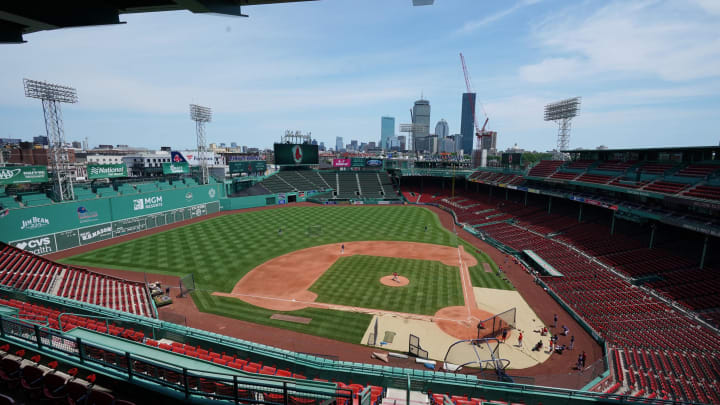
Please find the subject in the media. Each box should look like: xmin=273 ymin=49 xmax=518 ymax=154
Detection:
xmin=333 ymin=159 xmax=351 ymax=168
xmin=87 ymin=164 xmax=127 ymax=179
xmin=78 ymin=224 xmax=113 ymax=245
xmin=351 ymin=158 xmax=366 ymax=168
xmin=162 ymin=162 xmax=189 ymax=175
xmin=365 ymin=159 xmax=383 ymax=167
xmin=11 ymin=235 xmax=57 ymax=255
xmin=0 ymin=166 xmax=48 ymax=185
xmin=274 ymin=144 xmax=319 ymax=165
xmin=229 ymin=161 xmax=267 ymax=174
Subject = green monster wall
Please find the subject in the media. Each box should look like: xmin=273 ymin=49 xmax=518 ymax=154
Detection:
xmin=1 ymin=184 xmax=222 ymax=255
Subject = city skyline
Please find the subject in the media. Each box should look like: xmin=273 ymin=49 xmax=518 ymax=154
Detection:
xmin=1 ymin=0 xmax=719 ymax=151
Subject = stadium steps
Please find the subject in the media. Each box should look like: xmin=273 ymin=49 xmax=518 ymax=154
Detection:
xmin=355 ymin=172 xmax=363 ymax=195
xmin=377 ymin=173 xmax=387 ymax=196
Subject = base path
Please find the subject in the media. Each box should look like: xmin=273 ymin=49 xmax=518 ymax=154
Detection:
xmin=213 ymin=241 xmax=476 ymax=311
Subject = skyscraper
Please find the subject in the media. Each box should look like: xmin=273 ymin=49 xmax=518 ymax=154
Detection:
xmin=460 ymin=93 xmax=476 ymax=155
xmin=412 ymin=99 xmax=430 ymax=152
xmin=335 ymin=136 xmax=344 ymax=152
xmin=380 ymin=116 xmax=395 ymax=150
xmin=435 ymin=119 xmax=449 ymax=139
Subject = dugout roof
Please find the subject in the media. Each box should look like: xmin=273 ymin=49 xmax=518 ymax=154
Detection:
xmin=0 ymin=0 xmax=315 ymax=43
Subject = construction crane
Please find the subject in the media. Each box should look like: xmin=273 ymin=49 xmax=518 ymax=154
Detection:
xmin=459 ymin=53 xmax=488 ymax=146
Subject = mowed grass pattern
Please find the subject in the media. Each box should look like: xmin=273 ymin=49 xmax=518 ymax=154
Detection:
xmin=192 ymin=289 xmax=372 ymax=344
xmin=61 ymin=205 xmax=512 ymax=343
xmin=62 ymin=206 xmax=458 ymax=292
xmin=310 ymin=255 xmax=464 ymax=315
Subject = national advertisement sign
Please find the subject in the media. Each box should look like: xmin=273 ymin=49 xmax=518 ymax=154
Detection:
xmin=333 ymin=159 xmax=351 ymax=168
xmin=12 ymin=235 xmax=57 ymax=255
xmin=87 ymin=164 xmax=127 ymax=179
xmin=0 ymin=166 xmax=48 ymax=185
xmin=162 ymin=162 xmax=189 ymax=175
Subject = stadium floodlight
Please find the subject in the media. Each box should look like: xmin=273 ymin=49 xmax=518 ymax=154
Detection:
xmin=23 ymin=78 xmax=78 ymax=201
xmin=190 ymin=104 xmax=212 ymax=185
xmin=544 ymin=97 xmax=581 ymax=160
xmin=190 ymin=104 xmax=212 ymax=123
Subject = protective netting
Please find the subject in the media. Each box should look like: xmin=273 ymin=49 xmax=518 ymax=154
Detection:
xmin=443 ymin=338 xmax=509 ymax=372
xmin=477 ymin=307 xmax=516 ymax=339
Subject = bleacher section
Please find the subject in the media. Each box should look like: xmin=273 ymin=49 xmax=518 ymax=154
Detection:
xmin=643 ymin=180 xmax=688 ymax=195
xmin=336 ymin=172 xmax=359 ymax=199
xmin=675 ymin=164 xmax=720 ymax=178
xmin=0 ymin=243 xmax=154 ymax=318
xmin=404 ymin=186 xmax=720 ymax=402
xmin=684 ymin=184 xmax=720 ymax=200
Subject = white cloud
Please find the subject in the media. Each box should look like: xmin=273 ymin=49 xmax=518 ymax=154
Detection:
xmin=456 ymin=0 xmax=541 ymax=35
xmin=520 ymin=0 xmax=720 ymax=83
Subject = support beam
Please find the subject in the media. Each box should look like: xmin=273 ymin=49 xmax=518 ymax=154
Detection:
xmin=524 ymin=191 xmax=528 ymax=206
xmin=700 ymin=235 xmax=709 ymax=269
xmin=649 ymin=225 xmax=656 ymax=249
xmin=610 ymin=212 xmax=616 ymax=236
xmin=505 ymin=189 xmax=508 ymax=200
xmin=548 ymin=196 xmax=552 ymax=214
xmin=578 ymin=205 xmax=583 ymax=223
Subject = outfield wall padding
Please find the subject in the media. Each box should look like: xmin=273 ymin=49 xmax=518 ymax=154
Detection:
xmin=1 ymin=184 xmax=222 ymax=255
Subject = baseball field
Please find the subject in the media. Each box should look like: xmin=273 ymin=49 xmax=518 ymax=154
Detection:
xmin=60 ymin=205 xmax=515 ymax=346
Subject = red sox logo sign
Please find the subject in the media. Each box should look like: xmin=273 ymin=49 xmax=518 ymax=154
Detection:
xmin=291 ymin=145 xmax=303 ymax=164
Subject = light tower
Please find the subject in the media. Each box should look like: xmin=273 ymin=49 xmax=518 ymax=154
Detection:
xmin=23 ymin=78 xmax=78 ymax=201
xmin=189 ymin=104 xmax=212 ymax=184
xmin=544 ymin=97 xmax=581 ymax=160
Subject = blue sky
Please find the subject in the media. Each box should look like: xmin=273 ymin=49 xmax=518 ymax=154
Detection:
xmin=1 ymin=0 xmax=719 ymax=151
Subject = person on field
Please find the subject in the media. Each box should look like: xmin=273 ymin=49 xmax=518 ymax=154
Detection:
xmin=553 ymin=314 xmax=558 ymax=328
xmin=341 ymin=244 xmax=344 ymax=254
xmin=501 ymin=329 xmax=508 ymax=343
xmin=517 ymin=332 xmax=523 ymax=347
xmin=392 ymin=272 xmax=399 ymax=282
xmin=569 ymin=335 xmax=575 ymax=350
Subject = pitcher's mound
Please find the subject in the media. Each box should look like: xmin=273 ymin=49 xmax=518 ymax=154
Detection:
xmin=380 ymin=275 xmax=409 ymax=287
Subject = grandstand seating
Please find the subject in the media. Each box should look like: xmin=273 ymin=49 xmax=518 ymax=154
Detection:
xmin=683 ymin=184 xmax=720 ymax=201
xmin=404 ymin=186 xmax=720 ymax=402
xmin=0 ymin=243 xmax=154 ymax=318
xmin=595 ymin=161 xmax=636 ymax=172
xmin=0 ymin=195 xmax=20 ymax=209
xmin=643 ymin=180 xmax=688 ymax=195
xmin=0 ymin=295 xmax=385 ymax=404
xmin=638 ymin=162 xmax=677 ymax=175
xmin=574 ymin=173 xmax=615 ymax=185
xmin=527 ymin=160 xmax=564 ymax=177
xmin=549 ymin=171 xmax=578 ymax=181
xmin=675 ymin=164 xmax=720 ymax=178
xmin=19 ymin=193 xmax=53 ymax=207
xmin=565 ymin=160 xmax=595 ymax=170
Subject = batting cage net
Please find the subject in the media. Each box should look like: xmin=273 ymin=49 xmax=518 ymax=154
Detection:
xmin=444 ymin=338 xmax=510 ymax=372
xmin=179 ymin=273 xmax=196 ymax=297
xmin=409 ymin=334 xmax=428 ymax=359
xmin=477 ymin=307 xmax=516 ymax=339
xmin=307 ymin=224 xmax=323 ymax=237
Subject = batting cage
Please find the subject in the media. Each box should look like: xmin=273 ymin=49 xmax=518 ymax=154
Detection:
xmin=444 ymin=338 xmax=511 ymax=378
xmin=179 ymin=273 xmax=196 ymax=297
xmin=477 ymin=307 xmax=516 ymax=339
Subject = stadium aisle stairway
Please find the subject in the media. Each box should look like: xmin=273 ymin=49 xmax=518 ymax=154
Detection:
xmin=0 ymin=243 xmax=154 ymax=318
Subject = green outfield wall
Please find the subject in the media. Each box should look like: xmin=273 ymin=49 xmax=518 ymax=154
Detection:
xmin=1 ymin=184 xmax=222 ymax=255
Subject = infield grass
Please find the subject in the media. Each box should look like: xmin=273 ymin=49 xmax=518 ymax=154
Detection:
xmin=310 ymin=255 xmax=464 ymax=315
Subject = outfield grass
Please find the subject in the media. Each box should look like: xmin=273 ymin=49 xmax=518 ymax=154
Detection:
xmin=192 ymin=290 xmax=372 ymax=344
xmin=61 ymin=205 xmax=511 ymax=341
xmin=61 ymin=206 xmax=459 ymax=292
xmin=310 ymin=255 xmax=464 ymax=315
